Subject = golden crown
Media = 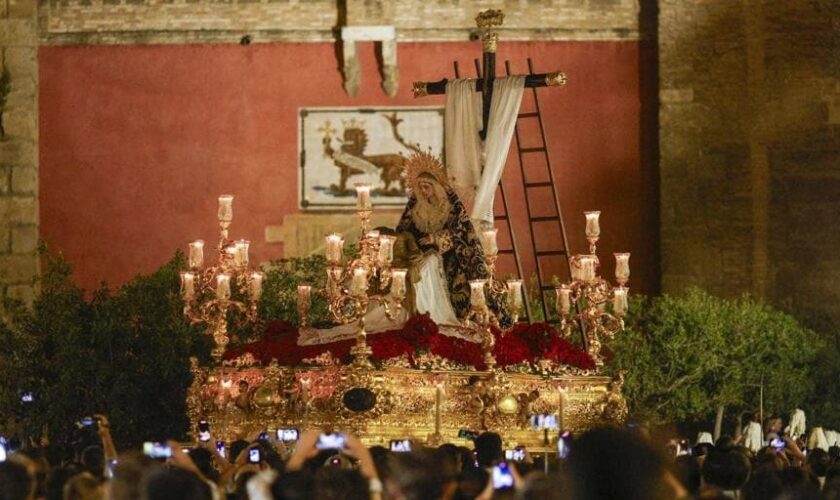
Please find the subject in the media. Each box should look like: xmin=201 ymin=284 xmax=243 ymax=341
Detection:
xmin=402 ymin=150 xmax=450 ymax=194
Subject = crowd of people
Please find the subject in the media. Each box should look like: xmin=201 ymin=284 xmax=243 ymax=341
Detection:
xmin=2 ymin=412 xmax=840 ymax=500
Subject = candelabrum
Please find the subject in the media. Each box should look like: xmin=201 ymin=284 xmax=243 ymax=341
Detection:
xmin=180 ymin=195 xmax=265 ymax=362
xmin=297 ymin=183 xmax=407 ymax=369
xmin=463 ymin=228 xmax=526 ymax=371
xmin=554 ymin=211 xmax=630 ymax=368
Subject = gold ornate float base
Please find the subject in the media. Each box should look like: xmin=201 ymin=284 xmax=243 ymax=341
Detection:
xmin=187 ymin=360 xmax=627 ymax=452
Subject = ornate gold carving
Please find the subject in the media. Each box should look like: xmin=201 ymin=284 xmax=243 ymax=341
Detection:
xmin=546 ymin=71 xmax=568 ymax=87
xmin=475 ymin=9 xmax=505 ymax=29
xmin=188 ymin=363 xmax=624 ymax=449
xmin=411 ymin=81 xmax=428 ymax=98
xmin=482 ymin=33 xmax=499 ymax=53
xmin=475 ymin=10 xmax=503 ymax=53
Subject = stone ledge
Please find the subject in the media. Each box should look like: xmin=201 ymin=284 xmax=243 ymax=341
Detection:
xmin=37 ymin=0 xmax=641 ymax=44
xmin=265 ymin=211 xmax=402 ymax=258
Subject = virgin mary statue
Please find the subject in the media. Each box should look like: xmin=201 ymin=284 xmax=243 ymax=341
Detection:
xmin=394 ymin=151 xmax=507 ymax=325
xmin=298 ymin=151 xmax=508 ymax=346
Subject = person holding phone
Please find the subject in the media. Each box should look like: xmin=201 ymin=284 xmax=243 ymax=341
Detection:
xmin=93 ymin=414 xmax=118 ymax=479
xmin=216 ymin=442 xmax=264 ymax=494
xmin=286 ymin=430 xmax=382 ymax=500
xmin=472 ymin=460 xmax=524 ymax=499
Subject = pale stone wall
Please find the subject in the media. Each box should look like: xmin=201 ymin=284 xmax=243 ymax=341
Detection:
xmin=0 ymin=0 xmax=39 ymax=310
xmin=39 ymin=0 xmax=641 ymax=45
xmin=659 ymin=0 xmax=840 ymax=324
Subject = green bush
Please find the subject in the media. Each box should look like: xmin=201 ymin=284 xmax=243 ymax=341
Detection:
xmin=607 ymin=289 xmax=822 ymax=426
xmin=0 ymin=250 xmax=210 ymax=447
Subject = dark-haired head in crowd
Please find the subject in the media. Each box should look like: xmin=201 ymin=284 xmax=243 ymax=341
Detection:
xmin=559 ymin=426 xmax=675 ymax=500
xmin=141 ymin=466 xmax=212 ymax=500
xmin=473 ymin=432 xmax=503 ymax=468
xmin=701 ymin=448 xmax=751 ymax=493
xmin=0 ymin=460 xmax=36 ymax=500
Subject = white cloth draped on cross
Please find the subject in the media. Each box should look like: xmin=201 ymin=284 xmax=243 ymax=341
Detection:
xmin=444 ymin=76 xmax=526 ymax=234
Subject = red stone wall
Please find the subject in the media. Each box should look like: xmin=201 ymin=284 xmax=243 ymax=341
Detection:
xmin=39 ymin=41 xmax=655 ymax=296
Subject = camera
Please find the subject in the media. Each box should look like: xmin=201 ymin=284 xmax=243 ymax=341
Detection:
xmin=276 ymin=428 xmax=300 ymax=442
xmin=316 ymin=432 xmax=346 ymax=450
xmin=770 ymin=437 xmax=786 ymax=451
xmin=492 ymin=462 xmax=515 ymax=490
xmin=505 ymin=446 xmax=525 ymax=461
xmin=20 ymin=392 xmax=34 ymax=404
xmin=257 ymin=431 xmax=270 ymax=442
xmin=390 ymin=439 xmax=412 ymax=452
xmin=530 ymin=414 xmax=558 ymax=430
xmin=143 ymin=442 xmax=172 ymax=459
xmin=248 ymin=448 xmax=261 ymax=464
xmin=458 ymin=429 xmax=478 ymax=440
xmin=0 ymin=437 xmax=7 ymax=463
xmin=216 ymin=441 xmax=226 ymax=459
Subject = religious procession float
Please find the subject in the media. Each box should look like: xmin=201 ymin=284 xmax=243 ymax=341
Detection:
xmin=182 ymin=10 xmax=630 ymax=454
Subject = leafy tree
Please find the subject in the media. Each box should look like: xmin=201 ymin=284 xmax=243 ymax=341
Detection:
xmin=257 ymin=255 xmax=330 ymax=331
xmin=801 ymin=314 xmax=840 ymax=429
xmin=607 ymin=289 xmax=821 ymax=433
xmin=0 ymin=250 xmax=210 ymax=447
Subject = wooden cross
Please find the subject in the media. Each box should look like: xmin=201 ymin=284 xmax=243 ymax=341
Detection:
xmin=412 ymin=9 xmax=567 ymax=140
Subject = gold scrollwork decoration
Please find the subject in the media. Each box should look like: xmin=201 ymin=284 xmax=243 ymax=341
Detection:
xmin=412 ymin=81 xmax=428 ymax=98
xmin=546 ymin=72 xmax=568 ymax=87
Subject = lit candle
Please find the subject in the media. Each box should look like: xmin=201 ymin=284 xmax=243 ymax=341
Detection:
xmin=216 ymin=273 xmax=231 ymax=300
xmin=556 ymin=285 xmax=571 ymax=316
xmin=297 ymin=284 xmax=311 ymax=310
xmin=355 ymin=183 xmax=372 ymax=210
xmin=180 ymin=271 xmax=195 ymax=300
xmin=378 ymin=235 xmax=396 ymax=266
xmin=235 ymin=240 xmax=250 ymax=267
xmin=613 ymin=286 xmax=628 ymax=316
xmin=249 ymin=272 xmax=264 ymax=301
xmin=351 ymin=267 xmax=369 ymax=296
xmin=584 ymin=211 xmax=601 ymax=240
xmin=189 ymin=240 xmax=205 ymax=268
xmin=218 ymin=195 xmax=234 ymax=222
xmin=614 ymin=253 xmax=631 ymax=285
xmin=481 ymin=228 xmax=499 ymax=256
xmin=325 ymin=233 xmax=344 ymax=264
xmin=506 ymin=279 xmax=523 ymax=313
xmin=469 ymin=279 xmax=488 ymax=309
xmin=390 ymin=268 xmax=407 ymax=298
